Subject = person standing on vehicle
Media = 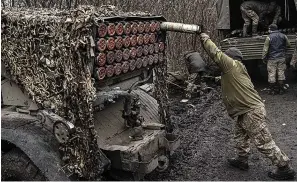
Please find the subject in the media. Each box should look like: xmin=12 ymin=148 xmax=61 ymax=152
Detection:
xmin=262 ymin=24 xmax=291 ymax=95
xmin=198 ymin=32 xmax=296 ymax=180
xmin=240 ymin=1 xmax=281 ymax=37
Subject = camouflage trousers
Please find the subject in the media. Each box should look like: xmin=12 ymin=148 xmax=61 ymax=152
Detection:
xmin=291 ymin=47 xmax=297 ymax=68
xmin=185 ymin=73 xmax=199 ymax=98
xmin=240 ymin=6 xmax=259 ymax=26
xmin=267 ymin=58 xmax=286 ymax=83
xmin=234 ymin=107 xmax=290 ymax=167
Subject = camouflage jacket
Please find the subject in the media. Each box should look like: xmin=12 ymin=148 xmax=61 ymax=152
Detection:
xmin=202 ymin=38 xmax=264 ymax=118
xmin=241 ymin=1 xmax=281 ymax=24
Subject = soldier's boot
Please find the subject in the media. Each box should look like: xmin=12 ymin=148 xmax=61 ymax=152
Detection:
xmin=227 ymin=157 xmax=249 ymax=171
xmin=252 ymin=24 xmax=258 ymax=36
xmin=268 ymin=83 xmax=276 ymax=95
xmin=274 ymin=83 xmax=281 ymax=95
xmin=268 ymin=164 xmax=296 ymax=180
xmin=278 ymin=80 xmax=286 ymax=95
xmin=129 ymin=126 xmax=144 ymax=141
xmin=242 ymin=24 xmax=249 ymax=37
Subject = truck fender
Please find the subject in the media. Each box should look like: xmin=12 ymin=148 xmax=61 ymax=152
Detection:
xmin=1 ymin=111 xmax=70 ymax=181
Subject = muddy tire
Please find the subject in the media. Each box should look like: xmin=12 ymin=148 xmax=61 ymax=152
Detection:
xmin=132 ymin=89 xmax=160 ymax=123
xmin=1 ymin=148 xmax=46 ymax=181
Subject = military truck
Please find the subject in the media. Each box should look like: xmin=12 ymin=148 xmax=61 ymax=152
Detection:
xmin=1 ymin=6 xmax=201 ymax=181
xmin=216 ymin=0 xmax=297 ymax=80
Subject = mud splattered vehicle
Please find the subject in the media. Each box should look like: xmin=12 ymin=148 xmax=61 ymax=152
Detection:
xmin=1 ymin=6 xmax=201 ymax=181
xmin=216 ymin=0 xmax=297 ymax=80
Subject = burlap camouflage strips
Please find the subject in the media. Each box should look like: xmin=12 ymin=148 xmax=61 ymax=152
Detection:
xmin=234 ymin=107 xmax=289 ymax=167
xmin=267 ymin=58 xmax=286 ymax=83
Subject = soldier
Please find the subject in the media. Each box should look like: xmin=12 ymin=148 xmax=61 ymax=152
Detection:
xmin=290 ymin=36 xmax=297 ymax=69
xmin=168 ymin=51 xmax=208 ymax=98
xmin=199 ymin=32 xmax=296 ymax=180
xmin=184 ymin=51 xmax=208 ymax=97
xmin=262 ymin=24 xmax=291 ymax=95
xmin=240 ymin=1 xmax=281 ymax=37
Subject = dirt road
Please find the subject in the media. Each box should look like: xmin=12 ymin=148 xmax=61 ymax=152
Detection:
xmin=146 ymin=83 xmax=297 ymax=181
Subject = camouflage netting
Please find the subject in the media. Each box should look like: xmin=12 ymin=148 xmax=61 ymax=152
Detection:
xmin=1 ymin=5 xmax=154 ymax=179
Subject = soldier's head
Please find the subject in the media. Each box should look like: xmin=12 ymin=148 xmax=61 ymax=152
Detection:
xmin=224 ymin=47 xmax=243 ymax=61
xmin=268 ymin=24 xmax=278 ymax=32
xmin=269 ymin=1 xmax=277 ymax=7
xmin=268 ymin=1 xmax=277 ymax=11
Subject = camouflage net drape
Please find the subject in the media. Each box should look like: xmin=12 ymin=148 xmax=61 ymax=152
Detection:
xmin=154 ymin=59 xmax=170 ymax=129
xmin=1 ymin=6 xmax=151 ymax=179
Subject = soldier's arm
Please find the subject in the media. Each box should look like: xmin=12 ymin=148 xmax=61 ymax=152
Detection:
xmin=258 ymin=13 xmax=265 ymax=23
xmin=272 ymin=6 xmax=281 ymax=24
xmin=285 ymin=35 xmax=291 ymax=47
xmin=262 ymin=36 xmax=270 ymax=59
xmin=202 ymin=39 xmax=235 ymax=73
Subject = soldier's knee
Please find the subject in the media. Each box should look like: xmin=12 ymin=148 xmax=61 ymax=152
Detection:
xmin=244 ymin=22 xmax=251 ymax=26
xmin=253 ymin=127 xmax=274 ymax=148
xmin=252 ymin=21 xmax=258 ymax=26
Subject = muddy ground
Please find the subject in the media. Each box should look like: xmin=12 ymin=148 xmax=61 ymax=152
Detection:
xmin=146 ymin=80 xmax=297 ymax=181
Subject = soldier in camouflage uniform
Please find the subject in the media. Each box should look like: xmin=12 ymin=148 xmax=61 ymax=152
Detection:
xmin=199 ymin=32 xmax=296 ymax=180
xmin=168 ymin=51 xmax=208 ymax=98
xmin=240 ymin=1 xmax=281 ymax=37
xmin=262 ymin=24 xmax=291 ymax=95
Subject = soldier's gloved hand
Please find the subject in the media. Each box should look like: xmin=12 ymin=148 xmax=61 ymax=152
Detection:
xmin=200 ymin=33 xmax=210 ymax=43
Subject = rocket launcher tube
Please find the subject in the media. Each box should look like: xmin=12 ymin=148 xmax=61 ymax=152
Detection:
xmin=160 ymin=22 xmax=202 ymax=34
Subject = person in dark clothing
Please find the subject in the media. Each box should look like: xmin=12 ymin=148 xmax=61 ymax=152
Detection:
xmin=262 ymin=24 xmax=291 ymax=95
xmin=240 ymin=1 xmax=281 ymax=37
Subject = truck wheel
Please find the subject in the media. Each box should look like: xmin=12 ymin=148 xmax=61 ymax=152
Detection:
xmin=1 ymin=148 xmax=46 ymax=181
xmin=156 ymin=155 xmax=169 ymax=172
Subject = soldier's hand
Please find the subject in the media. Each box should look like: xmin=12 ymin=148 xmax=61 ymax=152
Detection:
xmin=290 ymin=60 xmax=296 ymax=68
xmin=200 ymin=33 xmax=210 ymax=43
